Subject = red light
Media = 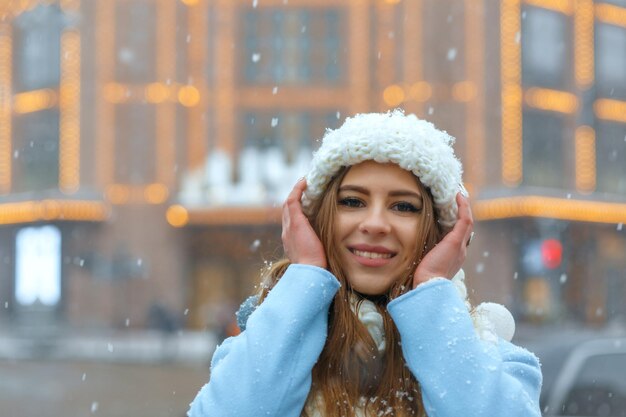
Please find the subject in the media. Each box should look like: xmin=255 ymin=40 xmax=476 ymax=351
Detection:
xmin=541 ymin=239 xmax=562 ymax=269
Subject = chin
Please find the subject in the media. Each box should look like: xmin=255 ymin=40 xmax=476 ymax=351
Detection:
xmin=348 ymin=279 xmax=394 ymax=296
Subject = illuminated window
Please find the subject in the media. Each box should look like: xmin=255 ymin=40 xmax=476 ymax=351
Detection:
xmin=522 ymin=110 xmax=565 ymax=189
xmin=12 ymin=5 xmax=63 ymax=92
xmin=595 ymin=122 xmax=626 ymax=195
xmin=242 ymin=8 xmax=344 ymax=84
xmin=15 ymin=225 xmax=62 ymax=307
xmin=596 ymin=23 xmax=626 ymax=100
xmin=522 ymin=6 xmax=571 ymax=89
xmin=237 ymin=110 xmax=339 ymax=198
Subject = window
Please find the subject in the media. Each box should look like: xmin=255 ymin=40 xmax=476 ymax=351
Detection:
xmin=522 ymin=111 xmax=565 ymax=189
xmin=234 ymin=111 xmax=339 ymax=201
xmin=596 ymin=122 xmax=626 ymax=196
xmin=10 ymin=5 xmax=64 ymax=193
xmin=522 ymin=7 xmax=570 ymax=89
xmin=115 ymin=1 xmax=157 ymax=83
xmin=192 ymin=110 xmax=341 ymax=206
xmin=15 ymin=225 xmax=62 ymax=307
xmin=115 ymin=103 xmax=156 ymax=184
xmin=12 ymin=5 xmax=63 ymax=92
xmin=242 ymin=8 xmax=344 ymax=85
xmin=421 ymin=0 xmax=466 ymax=84
xmin=603 ymin=0 xmax=626 ymax=7
xmin=12 ymin=110 xmax=60 ymax=192
xmin=596 ymin=23 xmax=626 ymax=99
xmin=241 ymin=110 xmax=339 ymax=158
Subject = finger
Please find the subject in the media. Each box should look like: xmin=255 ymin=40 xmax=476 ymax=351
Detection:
xmin=283 ymin=179 xmax=307 ymax=231
xmin=456 ymin=193 xmax=474 ymax=246
xmin=284 ymin=178 xmax=306 ymax=209
xmin=457 ymin=193 xmax=474 ymax=223
xmin=456 ymin=192 xmax=472 ymax=221
xmin=292 ymin=177 xmax=307 ymax=197
xmin=287 ymin=179 xmax=307 ymax=216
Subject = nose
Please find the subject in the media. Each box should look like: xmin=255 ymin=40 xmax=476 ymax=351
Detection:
xmin=358 ymin=206 xmax=391 ymax=235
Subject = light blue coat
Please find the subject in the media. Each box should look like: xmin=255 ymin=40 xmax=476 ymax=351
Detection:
xmin=188 ymin=264 xmax=542 ymax=417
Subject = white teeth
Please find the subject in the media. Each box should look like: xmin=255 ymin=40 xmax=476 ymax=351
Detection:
xmin=353 ymin=250 xmax=392 ymax=259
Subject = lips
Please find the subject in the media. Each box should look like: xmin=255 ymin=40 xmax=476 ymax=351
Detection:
xmin=348 ymin=244 xmax=396 ymax=267
xmin=352 ymin=249 xmax=392 ymax=259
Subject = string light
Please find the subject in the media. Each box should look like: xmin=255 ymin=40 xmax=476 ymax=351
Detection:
xmin=474 ymin=196 xmax=626 ymax=224
xmin=178 ymin=85 xmax=200 ymax=107
xmin=575 ymin=126 xmax=596 ymax=193
xmin=594 ymin=98 xmax=626 ymax=123
xmin=501 ymin=0 xmax=523 ymax=186
xmin=523 ymin=0 xmax=574 ymax=15
xmin=408 ymin=81 xmax=432 ymax=102
xmin=13 ymin=89 xmax=57 ymax=114
xmin=452 ymin=81 xmax=476 ymax=102
xmin=0 ymin=32 xmax=12 ymax=193
xmin=382 ymin=84 xmax=405 ymax=107
xmin=175 ymin=207 xmax=282 ymax=226
xmin=574 ymin=0 xmax=594 ymax=88
xmin=595 ymin=3 xmax=626 ymax=28
xmin=144 ymin=183 xmax=169 ymax=204
xmin=166 ymin=205 xmax=189 ymax=227
xmin=524 ymin=88 xmax=578 ymax=114
xmin=145 ymin=83 xmax=170 ymax=103
xmin=59 ymin=30 xmax=81 ymax=194
xmin=0 ymin=200 xmax=108 ymax=225
xmin=102 ymin=83 xmax=128 ymax=104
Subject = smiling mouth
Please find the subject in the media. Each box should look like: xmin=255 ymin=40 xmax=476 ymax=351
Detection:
xmin=350 ymin=249 xmax=396 ymax=259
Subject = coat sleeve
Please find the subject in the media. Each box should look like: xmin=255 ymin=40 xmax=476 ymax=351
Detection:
xmin=387 ymin=279 xmax=542 ymax=417
xmin=187 ymin=264 xmax=340 ymax=417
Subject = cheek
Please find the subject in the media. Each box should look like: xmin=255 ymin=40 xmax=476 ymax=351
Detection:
xmin=399 ymin=221 xmax=421 ymax=259
xmin=333 ymin=213 xmax=354 ymax=240
xmin=332 ymin=221 xmax=343 ymax=245
xmin=400 ymin=220 xmax=421 ymax=245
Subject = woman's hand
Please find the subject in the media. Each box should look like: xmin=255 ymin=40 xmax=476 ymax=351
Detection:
xmin=413 ymin=193 xmax=474 ymax=288
xmin=282 ymin=178 xmax=328 ymax=269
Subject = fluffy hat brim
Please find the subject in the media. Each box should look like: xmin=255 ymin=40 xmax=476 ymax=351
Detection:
xmin=301 ymin=110 xmax=466 ymax=228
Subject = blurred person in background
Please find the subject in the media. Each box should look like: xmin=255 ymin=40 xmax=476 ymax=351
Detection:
xmin=188 ymin=111 xmax=542 ymax=417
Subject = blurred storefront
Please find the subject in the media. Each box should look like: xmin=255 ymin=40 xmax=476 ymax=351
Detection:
xmin=0 ymin=0 xmax=625 ymax=337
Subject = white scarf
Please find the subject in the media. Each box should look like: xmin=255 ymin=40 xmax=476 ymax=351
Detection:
xmin=304 ymin=270 xmax=515 ymax=416
xmin=304 ymin=296 xmax=385 ymax=417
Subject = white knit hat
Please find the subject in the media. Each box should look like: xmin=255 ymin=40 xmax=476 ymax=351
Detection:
xmin=302 ymin=110 xmax=467 ymax=228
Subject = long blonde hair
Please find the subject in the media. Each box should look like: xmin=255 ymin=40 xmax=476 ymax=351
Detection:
xmin=259 ymin=166 xmax=442 ymax=417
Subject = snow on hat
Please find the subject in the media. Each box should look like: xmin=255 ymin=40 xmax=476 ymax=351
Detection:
xmin=302 ymin=109 xmax=467 ymax=228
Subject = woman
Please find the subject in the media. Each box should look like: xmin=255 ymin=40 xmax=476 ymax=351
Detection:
xmin=188 ymin=111 xmax=542 ymax=417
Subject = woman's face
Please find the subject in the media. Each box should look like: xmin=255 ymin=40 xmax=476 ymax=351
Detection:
xmin=333 ymin=161 xmax=425 ymax=295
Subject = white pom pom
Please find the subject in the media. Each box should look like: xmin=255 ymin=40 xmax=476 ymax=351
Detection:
xmin=475 ymin=302 xmax=516 ymax=342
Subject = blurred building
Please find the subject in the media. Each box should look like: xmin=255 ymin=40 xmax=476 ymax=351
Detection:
xmin=0 ymin=0 xmax=625 ymax=335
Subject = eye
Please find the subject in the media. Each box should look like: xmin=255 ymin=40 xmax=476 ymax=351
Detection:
xmin=392 ymin=201 xmax=420 ymax=213
xmin=338 ymin=197 xmax=364 ymax=208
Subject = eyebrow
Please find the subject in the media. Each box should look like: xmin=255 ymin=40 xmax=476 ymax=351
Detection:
xmin=339 ymin=185 xmax=423 ymax=200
